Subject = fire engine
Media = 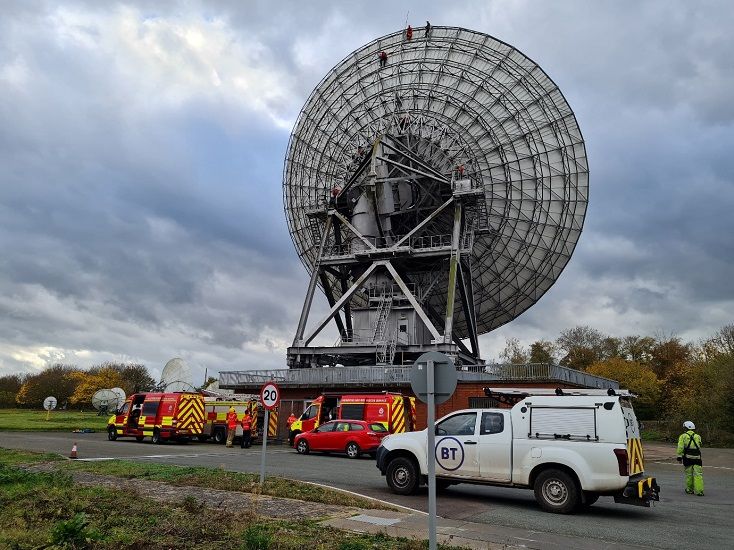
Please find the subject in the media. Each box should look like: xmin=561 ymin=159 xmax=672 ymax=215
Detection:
xmin=200 ymin=398 xmax=277 ymax=444
xmin=107 ymin=392 xmax=205 ymax=444
xmin=288 ymin=392 xmax=416 ymax=444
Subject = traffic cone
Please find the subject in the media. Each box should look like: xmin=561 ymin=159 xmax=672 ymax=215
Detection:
xmin=70 ymin=442 xmax=78 ymax=459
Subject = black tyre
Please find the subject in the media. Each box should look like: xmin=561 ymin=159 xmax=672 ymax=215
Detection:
xmin=107 ymin=426 xmax=117 ymax=441
xmin=346 ymin=442 xmax=361 ymax=459
xmin=580 ymin=491 xmax=599 ymax=508
xmin=296 ymin=439 xmax=310 ymax=455
xmin=213 ymin=429 xmax=226 ymax=445
xmin=534 ymin=469 xmax=580 ymax=514
xmin=436 ymin=479 xmax=454 ymax=491
xmin=386 ymin=456 xmax=419 ymax=495
xmin=135 ymin=435 xmax=145 ymax=442
xmin=152 ymin=429 xmax=163 ymax=444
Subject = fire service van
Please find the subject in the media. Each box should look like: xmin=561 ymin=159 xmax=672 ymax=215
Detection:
xmin=376 ymin=388 xmax=660 ymax=514
xmin=289 ymin=392 xmax=416 ymax=444
xmin=107 ymin=392 xmax=205 ymax=444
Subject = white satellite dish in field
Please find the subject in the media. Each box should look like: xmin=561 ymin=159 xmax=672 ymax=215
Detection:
xmin=161 ymin=358 xmax=195 ymax=392
xmin=110 ymin=387 xmax=126 ymax=404
xmin=92 ymin=389 xmax=122 ymax=414
xmin=43 ymin=396 xmax=57 ymax=411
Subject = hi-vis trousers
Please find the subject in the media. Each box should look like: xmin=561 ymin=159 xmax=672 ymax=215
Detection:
xmin=685 ymin=464 xmax=704 ymax=495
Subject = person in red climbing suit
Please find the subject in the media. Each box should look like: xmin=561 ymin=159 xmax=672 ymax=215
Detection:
xmin=406 ymin=25 xmax=413 ymax=41
xmin=378 ymin=51 xmax=387 ymax=68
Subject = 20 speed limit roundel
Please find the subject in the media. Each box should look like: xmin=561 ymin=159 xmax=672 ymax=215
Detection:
xmin=260 ymin=382 xmax=280 ymax=410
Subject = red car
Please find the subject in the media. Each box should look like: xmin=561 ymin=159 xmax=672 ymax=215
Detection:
xmin=294 ymin=420 xmax=388 ymax=458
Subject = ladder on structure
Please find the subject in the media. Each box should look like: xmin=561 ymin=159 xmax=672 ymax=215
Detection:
xmin=372 ymin=294 xmax=393 ymax=343
xmin=376 ymin=337 xmax=397 ymax=365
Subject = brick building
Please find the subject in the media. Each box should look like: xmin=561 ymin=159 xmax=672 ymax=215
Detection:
xmin=219 ymin=364 xmax=618 ymax=442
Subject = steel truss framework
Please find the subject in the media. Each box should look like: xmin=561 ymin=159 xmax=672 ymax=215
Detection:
xmin=283 ymin=26 xmax=588 ymax=366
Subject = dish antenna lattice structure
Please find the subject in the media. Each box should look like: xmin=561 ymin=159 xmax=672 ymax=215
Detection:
xmin=91 ymin=389 xmax=123 ymax=414
xmin=285 ymin=26 xmax=588 ymax=367
xmin=160 ymin=358 xmax=196 ymax=392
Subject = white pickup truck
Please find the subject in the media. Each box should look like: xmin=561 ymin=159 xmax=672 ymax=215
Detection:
xmin=375 ymin=389 xmax=660 ymax=513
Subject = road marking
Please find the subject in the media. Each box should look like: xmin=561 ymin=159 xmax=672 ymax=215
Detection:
xmin=293 ymin=479 xmax=429 ymax=516
xmin=651 ymin=461 xmax=734 ymax=471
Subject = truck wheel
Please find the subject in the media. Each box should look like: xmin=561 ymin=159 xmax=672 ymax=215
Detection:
xmin=107 ymin=426 xmax=117 ymax=441
xmin=386 ymin=457 xmax=419 ymax=495
xmin=213 ymin=429 xmax=226 ymax=444
xmin=135 ymin=436 xmax=145 ymax=442
xmin=346 ymin=442 xmax=361 ymax=459
xmin=296 ymin=439 xmax=310 ymax=454
xmin=580 ymin=491 xmax=599 ymax=508
xmin=152 ymin=429 xmax=163 ymax=444
xmin=534 ymin=469 xmax=580 ymax=514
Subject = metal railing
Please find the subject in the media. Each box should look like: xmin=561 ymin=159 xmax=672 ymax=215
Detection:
xmin=219 ymin=363 xmax=619 ymax=389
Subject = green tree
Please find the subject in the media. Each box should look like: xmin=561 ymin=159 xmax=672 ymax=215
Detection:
xmin=0 ymin=374 xmax=25 ymax=407
xmin=650 ymin=336 xmax=691 ymax=378
xmin=528 ymin=340 xmax=556 ymax=364
xmin=620 ymin=335 xmax=656 ymax=363
xmin=556 ymin=326 xmax=605 ymax=370
xmin=587 ymin=358 xmax=662 ymax=419
xmin=500 ymin=337 xmax=528 ymax=364
xmin=16 ymin=364 xmax=80 ymax=408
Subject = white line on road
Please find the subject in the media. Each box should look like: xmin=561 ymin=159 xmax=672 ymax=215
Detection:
xmin=651 ymin=461 xmax=734 ymax=470
xmin=294 ymin=479 xmax=429 ymax=516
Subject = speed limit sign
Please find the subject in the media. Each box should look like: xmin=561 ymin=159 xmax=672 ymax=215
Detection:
xmin=260 ymin=382 xmax=280 ymax=410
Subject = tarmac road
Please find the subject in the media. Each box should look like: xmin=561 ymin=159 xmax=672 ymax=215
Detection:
xmin=2 ymin=431 xmax=733 ymax=549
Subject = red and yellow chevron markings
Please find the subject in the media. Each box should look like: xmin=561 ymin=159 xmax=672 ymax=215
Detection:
xmin=391 ymin=397 xmax=406 ymax=433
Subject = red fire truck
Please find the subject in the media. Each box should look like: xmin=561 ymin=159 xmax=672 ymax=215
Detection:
xmin=107 ymin=392 xmax=205 ymax=444
xmin=288 ymin=392 xmax=416 ymax=445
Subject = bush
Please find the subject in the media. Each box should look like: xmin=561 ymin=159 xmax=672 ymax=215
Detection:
xmin=241 ymin=524 xmax=272 ymax=550
xmin=50 ymin=512 xmax=102 ymax=548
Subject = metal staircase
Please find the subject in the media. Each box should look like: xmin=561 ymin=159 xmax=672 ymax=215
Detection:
xmin=372 ymin=294 xmax=393 ymax=342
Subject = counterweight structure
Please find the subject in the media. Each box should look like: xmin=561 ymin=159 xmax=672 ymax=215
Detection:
xmin=284 ymin=27 xmax=588 ymax=368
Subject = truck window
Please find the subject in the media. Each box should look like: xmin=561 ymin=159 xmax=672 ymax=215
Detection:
xmin=480 ymin=412 xmax=504 ymax=435
xmin=119 ymin=402 xmax=130 ymax=415
xmin=142 ymin=400 xmax=160 ymax=417
xmin=340 ymin=404 xmax=365 ymax=420
xmin=436 ymin=413 xmax=477 ymax=436
xmin=301 ymin=405 xmax=318 ymax=420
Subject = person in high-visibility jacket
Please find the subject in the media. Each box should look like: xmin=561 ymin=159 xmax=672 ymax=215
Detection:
xmin=677 ymin=420 xmax=704 ymax=496
xmin=240 ymin=412 xmax=253 ymax=449
xmin=225 ymin=407 xmax=238 ymax=448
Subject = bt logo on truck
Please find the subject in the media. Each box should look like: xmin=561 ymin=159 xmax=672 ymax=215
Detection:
xmin=435 ymin=436 xmax=464 ymax=471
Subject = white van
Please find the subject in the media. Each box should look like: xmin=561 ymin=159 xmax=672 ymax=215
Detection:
xmin=375 ymin=388 xmax=660 ymax=513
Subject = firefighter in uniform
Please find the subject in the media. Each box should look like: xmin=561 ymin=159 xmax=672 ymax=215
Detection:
xmin=287 ymin=412 xmax=297 ymax=446
xmin=240 ymin=411 xmax=253 ymax=449
xmin=677 ymin=420 xmax=704 ymax=496
xmin=225 ymin=407 xmax=238 ymax=448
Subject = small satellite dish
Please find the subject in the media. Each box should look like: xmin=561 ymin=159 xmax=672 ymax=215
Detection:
xmin=92 ymin=389 xmax=121 ymax=415
xmin=161 ymin=358 xmax=195 ymax=392
xmin=43 ymin=396 xmax=57 ymax=411
xmin=110 ymin=387 xmax=126 ymax=404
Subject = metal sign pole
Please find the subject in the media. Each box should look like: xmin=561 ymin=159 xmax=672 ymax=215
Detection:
xmin=259 ymin=408 xmax=269 ymax=485
xmin=426 ymin=359 xmax=437 ymax=550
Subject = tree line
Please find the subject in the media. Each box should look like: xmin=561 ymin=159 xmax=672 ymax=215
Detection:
xmin=499 ymin=323 xmax=734 ymax=444
xmin=0 ymin=363 xmax=156 ymax=410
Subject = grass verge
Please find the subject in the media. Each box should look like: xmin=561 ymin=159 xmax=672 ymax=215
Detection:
xmin=0 ymin=447 xmax=64 ymax=465
xmin=63 ymin=458 xmax=395 ymax=510
xmin=1 ymin=450 xmax=460 ymax=549
xmin=0 ymin=408 xmax=109 ymax=431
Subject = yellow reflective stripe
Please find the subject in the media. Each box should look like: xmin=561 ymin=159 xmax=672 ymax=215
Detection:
xmin=143 ymin=431 xmax=153 ymax=436
xmin=391 ymin=397 xmax=405 ymax=433
xmin=628 ymin=437 xmax=645 ymax=474
xmin=268 ymin=411 xmax=278 ymax=437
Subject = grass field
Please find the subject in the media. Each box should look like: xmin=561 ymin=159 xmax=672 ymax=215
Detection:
xmin=0 ymin=448 xmax=456 ymax=549
xmin=0 ymin=408 xmax=110 ymax=431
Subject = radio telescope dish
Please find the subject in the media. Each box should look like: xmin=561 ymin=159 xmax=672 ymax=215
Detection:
xmin=284 ymin=27 xmax=588 ymax=365
xmin=43 ymin=396 xmax=57 ymax=411
xmin=161 ymin=358 xmax=195 ymax=392
xmin=92 ymin=389 xmax=121 ymax=414
xmin=110 ymin=387 xmax=126 ymax=404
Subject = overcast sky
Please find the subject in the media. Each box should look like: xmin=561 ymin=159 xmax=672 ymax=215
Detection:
xmin=1 ymin=0 xmax=732 ymax=383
